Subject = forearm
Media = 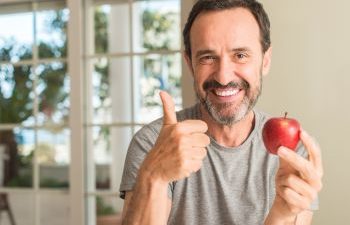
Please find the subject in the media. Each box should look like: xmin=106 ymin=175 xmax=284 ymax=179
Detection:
xmin=122 ymin=171 xmax=170 ymax=225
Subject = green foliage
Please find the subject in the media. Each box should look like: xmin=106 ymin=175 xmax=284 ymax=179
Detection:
xmin=142 ymin=10 xmax=175 ymax=50
xmin=96 ymin=196 xmax=115 ymax=216
xmin=94 ymin=8 xmax=109 ymax=54
xmin=0 ymin=10 xmax=68 ymax=124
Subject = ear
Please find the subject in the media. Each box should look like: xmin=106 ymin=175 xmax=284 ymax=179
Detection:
xmin=183 ymin=51 xmax=194 ymax=76
xmin=262 ymin=46 xmax=272 ymax=77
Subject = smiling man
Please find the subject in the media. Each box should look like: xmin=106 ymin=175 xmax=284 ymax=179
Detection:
xmin=119 ymin=1 xmax=323 ymax=225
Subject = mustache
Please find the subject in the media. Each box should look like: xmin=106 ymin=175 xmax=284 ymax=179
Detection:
xmin=203 ymin=79 xmax=249 ymax=91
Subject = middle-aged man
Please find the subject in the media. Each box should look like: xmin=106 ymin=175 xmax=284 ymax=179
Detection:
xmin=119 ymin=0 xmax=323 ymax=224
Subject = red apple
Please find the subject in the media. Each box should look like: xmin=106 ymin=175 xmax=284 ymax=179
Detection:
xmin=262 ymin=112 xmax=301 ymax=155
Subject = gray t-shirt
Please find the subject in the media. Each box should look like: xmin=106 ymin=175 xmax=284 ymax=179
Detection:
xmin=119 ymin=104 xmax=317 ymax=225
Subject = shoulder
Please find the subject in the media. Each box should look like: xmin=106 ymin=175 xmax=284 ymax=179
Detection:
xmin=253 ymin=108 xmax=272 ymax=131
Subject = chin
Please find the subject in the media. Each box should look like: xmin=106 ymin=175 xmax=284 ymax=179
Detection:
xmin=204 ymin=100 xmax=250 ymax=126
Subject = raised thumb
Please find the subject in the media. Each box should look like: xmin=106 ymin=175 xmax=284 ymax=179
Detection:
xmin=160 ymin=91 xmax=177 ymax=125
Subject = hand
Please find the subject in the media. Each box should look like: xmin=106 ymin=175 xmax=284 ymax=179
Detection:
xmin=139 ymin=91 xmax=210 ymax=183
xmin=272 ymin=129 xmax=323 ymax=220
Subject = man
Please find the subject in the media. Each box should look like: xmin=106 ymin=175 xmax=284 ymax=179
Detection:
xmin=119 ymin=0 xmax=323 ymax=224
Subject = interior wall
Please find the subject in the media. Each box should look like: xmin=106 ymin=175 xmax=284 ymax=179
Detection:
xmin=258 ymin=1 xmax=350 ymax=224
xmin=181 ymin=1 xmax=350 ymax=224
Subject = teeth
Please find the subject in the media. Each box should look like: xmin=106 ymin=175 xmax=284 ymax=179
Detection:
xmin=214 ymin=89 xmax=239 ymax=97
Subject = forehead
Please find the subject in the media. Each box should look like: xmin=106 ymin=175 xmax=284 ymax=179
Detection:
xmin=190 ymin=7 xmax=261 ymax=53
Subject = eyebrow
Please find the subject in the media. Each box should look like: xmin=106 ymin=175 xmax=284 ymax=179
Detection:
xmin=195 ymin=49 xmax=215 ymax=58
xmin=195 ymin=47 xmax=252 ymax=58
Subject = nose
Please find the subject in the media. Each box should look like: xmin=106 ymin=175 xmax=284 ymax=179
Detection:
xmin=214 ymin=55 xmax=234 ymax=86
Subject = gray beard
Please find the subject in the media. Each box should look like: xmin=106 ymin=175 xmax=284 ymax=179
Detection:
xmin=196 ymin=77 xmax=262 ymax=126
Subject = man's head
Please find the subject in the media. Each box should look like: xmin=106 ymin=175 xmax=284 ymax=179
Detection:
xmin=183 ymin=0 xmax=271 ymax=59
xmin=183 ymin=0 xmax=272 ymax=126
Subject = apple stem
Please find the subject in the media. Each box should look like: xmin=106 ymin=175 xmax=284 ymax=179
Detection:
xmin=284 ymin=112 xmax=288 ymax=119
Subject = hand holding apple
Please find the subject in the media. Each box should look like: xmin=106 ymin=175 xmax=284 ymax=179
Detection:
xmin=262 ymin=112 xmax=300 ymax=155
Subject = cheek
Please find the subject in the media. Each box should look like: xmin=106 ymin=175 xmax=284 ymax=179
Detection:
xmin=193 ymin=65 xmax=213 ymax=89
xmin=237 ymin=62 xmax=262 ymax=84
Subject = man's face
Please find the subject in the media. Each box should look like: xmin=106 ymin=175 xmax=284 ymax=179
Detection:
xmin=186 ymin=8 xmax=271 ymax=125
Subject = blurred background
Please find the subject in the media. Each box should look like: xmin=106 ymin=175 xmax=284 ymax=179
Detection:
xmin=0 ymin=0 xmax=348 ymax=225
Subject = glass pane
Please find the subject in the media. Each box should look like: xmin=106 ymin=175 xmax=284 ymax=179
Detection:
xmin=1 ymin=192 xmax=35 ymax=225
xmin=90 ymin=57 xmax=132 ymax=124
xmin=40 ymin=193 xmax=69 ymax=225
xmin=133 ymin=0 xmax=180 ymax=52
xmin=90 ymin=126 xmax=131 ymax=190
xmin=134 ymin=53 xmax=182 ymax=123
xmin=36 ymin=62 xmax=69 ymax=126
xmin=94 ymin=4 xmax=130 ymax=54
xmin=37 ymin=8 xmax=69 ymax=59
xmin=37 ymin=128 xmax=70 ymax=188
xmin=0 ymin=12 xmax=33 ymax=62
xmin=0 ymin=128 xmax=34 ymax=188
xmin=95 ymin=195 xmax=122 ymax=225
xmin=0 ymin=64 xmax=35 ymax=126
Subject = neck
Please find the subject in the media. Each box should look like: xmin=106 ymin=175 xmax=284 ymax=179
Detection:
xmin=199 ymin=104 xmax=255 ymax=148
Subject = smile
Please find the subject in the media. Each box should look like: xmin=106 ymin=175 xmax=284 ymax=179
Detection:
xmin=213 ymin=88 xmax=240 ymax=97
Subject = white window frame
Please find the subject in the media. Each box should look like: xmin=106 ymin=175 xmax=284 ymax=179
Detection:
xmin=0 ymin=0 xmax=196 ymax=224
xmin=0 ymin=1 xmax=70 ymax=225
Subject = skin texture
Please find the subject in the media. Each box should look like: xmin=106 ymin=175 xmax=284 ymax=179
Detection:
xmin=122 ymin=8 xmax=323 ymax=225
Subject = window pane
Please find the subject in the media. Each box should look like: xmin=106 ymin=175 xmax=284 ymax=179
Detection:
xmin=90 ymin=57 xmax=132 ymax=124
xmin=94 ymin=4 xmax=130 ymax=54
xmin=89 ymin=126 xmax=131 ymax=190
xmin=1 ymin=128 xmax=34 ymax=188
xmin=0 ymin=12 xmax=33 ymax=62
xmin=37 ymin=128 xmax=70 ymax=189
xmin=0 ymin=64 xmax=34 ymax=125
xmin=95 ymin=195 xmax=122 ymax=225
xmin=133 ymin=0 xmax=180 ymax=52
xmin=134 ymin=53 xmax=182 ymax=123
xmin=37 ymin=8 xmax=68 ymax=59
xmin=36 ymin=62 xmax=69 ymax=126
xmin=2 ymin=192 xmax=35 ymax=225
xmin=40 ymin=193 xmax=69 ymax=225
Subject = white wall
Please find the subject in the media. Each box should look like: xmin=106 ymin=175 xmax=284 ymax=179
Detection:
xmin=182 ymin=1 xmax=350 ymax=224
xmin=258 ymin=1 xmax=350 ymax=224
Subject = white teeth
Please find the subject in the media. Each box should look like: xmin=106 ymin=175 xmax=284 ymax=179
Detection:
xmin=214 ymin=89 xmax=239 ymax=97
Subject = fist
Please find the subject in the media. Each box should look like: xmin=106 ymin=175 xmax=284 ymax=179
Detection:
xmin=140 ymin=91 xmax=210 ymax=183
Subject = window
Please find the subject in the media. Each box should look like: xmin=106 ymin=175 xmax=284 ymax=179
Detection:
xmin=0 ymin=0 xmax=188 ymax=224
xmin=84 ymin=0 xmax=182 ymax=223
xmin=0 ymin=1 xmax=69 ymax=225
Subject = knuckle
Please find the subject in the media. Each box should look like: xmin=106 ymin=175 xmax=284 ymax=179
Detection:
xmin=174 ymin=135 xmax=186 ymax=147
xmin=315 ymin=180 xmax=323 ymax=192
xmin=310 ymin=190 xmax=317 ymax=201
xmin=201 ymin=148 xmax=208 ymax=158
xmin=285 ymin=175 xmax=295 ymax=185
xmin=303 ymin=163 xmax=314 ymax=177
xmin=204 ymin=135 xmax=211 ymax=145
xmin=301 ymin=199 xmax=311 ymax=210
xmin=199 ymin=121 xmax=208 ymax=130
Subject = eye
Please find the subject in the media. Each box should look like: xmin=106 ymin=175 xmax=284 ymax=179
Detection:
xmin=234 ymin=52 xmax=249 ymax=63
xmin=199 ymin=55 xmax=216 ymax=65
xmin=237 ymin=53 xmax=245 ymax=59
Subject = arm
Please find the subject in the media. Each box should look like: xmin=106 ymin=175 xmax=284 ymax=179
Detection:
xmin=121 ymin=91 xmax=209 ymax=225
xmin=121 ymin=185 xmax=172 ymax=225
xmin=265 ymin=130 xmax=323 ymax=225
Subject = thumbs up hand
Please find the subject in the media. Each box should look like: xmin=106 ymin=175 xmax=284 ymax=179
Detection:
xmin=139 ymin=91 xmax=210 ymax=183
